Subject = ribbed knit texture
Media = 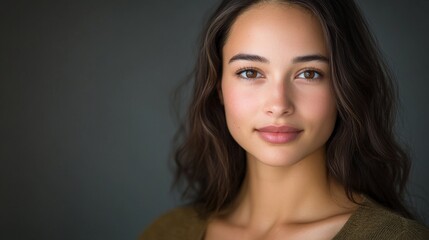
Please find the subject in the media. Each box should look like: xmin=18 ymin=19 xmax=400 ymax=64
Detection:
xmin=141 ymin=199 xmax=429 ymax=240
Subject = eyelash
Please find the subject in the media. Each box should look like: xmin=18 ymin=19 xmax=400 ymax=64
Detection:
xmin=235 ymin=67 xmax=264 ymax=80
xmin=235 ymin=67 xmax=324 ymax=81
xmin=296 ymin=68 xmax=324 ymax=81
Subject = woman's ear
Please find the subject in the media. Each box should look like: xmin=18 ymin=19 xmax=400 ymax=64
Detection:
xmin=217 ymin=81 xmax=224 ymax=105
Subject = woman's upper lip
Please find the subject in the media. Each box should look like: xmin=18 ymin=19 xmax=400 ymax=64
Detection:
xmin=256 ymin=125 xmax=302 ymax=133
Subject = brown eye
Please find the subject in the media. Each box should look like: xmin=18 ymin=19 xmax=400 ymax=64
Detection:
xmin=304 ymin=71 xmax=315 ymax=79
xmin=238 ymin=69 xmax=262 ymax=79
xmin=246 ymin=70 xmax=257 ymax=78
xmin=297 ymin=70 xmax=322 ymax=81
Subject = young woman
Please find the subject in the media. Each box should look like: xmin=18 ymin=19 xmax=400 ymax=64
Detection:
xmin=142 ymin=0 xmax=429 ymax=239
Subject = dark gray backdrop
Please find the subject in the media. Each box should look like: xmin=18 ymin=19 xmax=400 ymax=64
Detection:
xmin=1 ymin=0 xmax=428 ymax=239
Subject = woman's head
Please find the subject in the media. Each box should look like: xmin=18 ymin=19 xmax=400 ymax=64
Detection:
xmin=174 ymin=0 xmax=413 ymax=218
xmin=221 ymin=3 xmax=337 ymax=168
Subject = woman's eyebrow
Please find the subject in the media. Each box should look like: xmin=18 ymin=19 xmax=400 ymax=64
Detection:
xmin=228 ymin=53 xmax=329 ymax=64
xmin=292 ymin=54 xmax=329 ymax=63
xmin=228 ymin=53 xmax=269 ymax=64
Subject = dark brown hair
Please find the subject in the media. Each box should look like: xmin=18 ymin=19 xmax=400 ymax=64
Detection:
xmin=173 ymin=0 xmax=414 ymax=219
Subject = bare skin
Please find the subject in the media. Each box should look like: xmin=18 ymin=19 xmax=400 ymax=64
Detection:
xmin=205 ymin=151 xmax=362 ymax=240
xmin=205 ymin=3 xmax=363 ymax=240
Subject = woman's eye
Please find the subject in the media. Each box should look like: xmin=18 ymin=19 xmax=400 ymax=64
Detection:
xmin=238 ymin=69 xmax=262 ymax=79
xmin=296 ymin=70 xmax=322 ymax=80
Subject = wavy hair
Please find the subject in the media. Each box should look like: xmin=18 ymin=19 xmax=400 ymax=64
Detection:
xmin=172 ymin=0 xmax=414 ymax=219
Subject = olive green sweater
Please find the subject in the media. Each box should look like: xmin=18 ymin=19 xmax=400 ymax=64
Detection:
xmin=141 ymin=199 xmax=429 ymax=239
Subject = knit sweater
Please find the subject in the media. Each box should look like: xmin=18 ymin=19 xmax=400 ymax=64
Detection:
xmin=141 ymin=199 xmax=429 ymax=239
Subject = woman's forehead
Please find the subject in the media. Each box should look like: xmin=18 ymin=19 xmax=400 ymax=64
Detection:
xmin=223 ymin=2 xmax=328 ymax=63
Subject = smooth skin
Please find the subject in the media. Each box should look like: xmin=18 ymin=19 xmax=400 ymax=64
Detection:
xmin=206 ymin=2 xmax=362 ymax=240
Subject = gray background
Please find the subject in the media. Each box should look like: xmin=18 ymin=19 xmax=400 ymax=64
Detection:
xmin=1 ymin=0 xmax=428 ymax=239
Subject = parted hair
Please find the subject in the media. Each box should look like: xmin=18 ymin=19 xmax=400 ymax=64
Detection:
xmin=172 ymin=0 xmax=414 ymax=219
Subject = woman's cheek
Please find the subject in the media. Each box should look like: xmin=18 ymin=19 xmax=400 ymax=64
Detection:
xmin=224 ymin=87 xmax=256 ymax=118
xmin=299 ymin=87 xmax=336 ymax=118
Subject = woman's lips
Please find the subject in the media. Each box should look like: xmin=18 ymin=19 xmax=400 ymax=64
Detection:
xmin=256 ymin=126 xmax=303 ymax=144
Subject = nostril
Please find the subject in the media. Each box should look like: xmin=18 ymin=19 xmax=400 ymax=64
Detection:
xmin=265 ymin=104 xmax=294 ymax=117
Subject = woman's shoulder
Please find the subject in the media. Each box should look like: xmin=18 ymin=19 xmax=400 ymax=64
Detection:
xmin=334 ymin=198 xmax=429 ymax=240
xmin=140 ymin=206 xmax=206 ymax=240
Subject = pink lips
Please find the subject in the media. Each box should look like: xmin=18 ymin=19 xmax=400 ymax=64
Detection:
xmin=256 ymin=126 xmax=303 ymax=144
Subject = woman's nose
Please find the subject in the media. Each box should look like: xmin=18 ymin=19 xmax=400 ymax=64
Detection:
xmin=264 ymin=80 xmax=294 ymax=117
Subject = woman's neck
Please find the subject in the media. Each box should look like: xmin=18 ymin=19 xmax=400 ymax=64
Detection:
xmin=224 ymin=147 xmax=359 ymax=230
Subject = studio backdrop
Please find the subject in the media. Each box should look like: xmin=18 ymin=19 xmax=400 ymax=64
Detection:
xmin=1 ymin=0 xmax=428 ymax=239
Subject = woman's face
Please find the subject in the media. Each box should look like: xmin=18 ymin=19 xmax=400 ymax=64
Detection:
xmin=220 ymin=3 xmax=337 ymax=167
